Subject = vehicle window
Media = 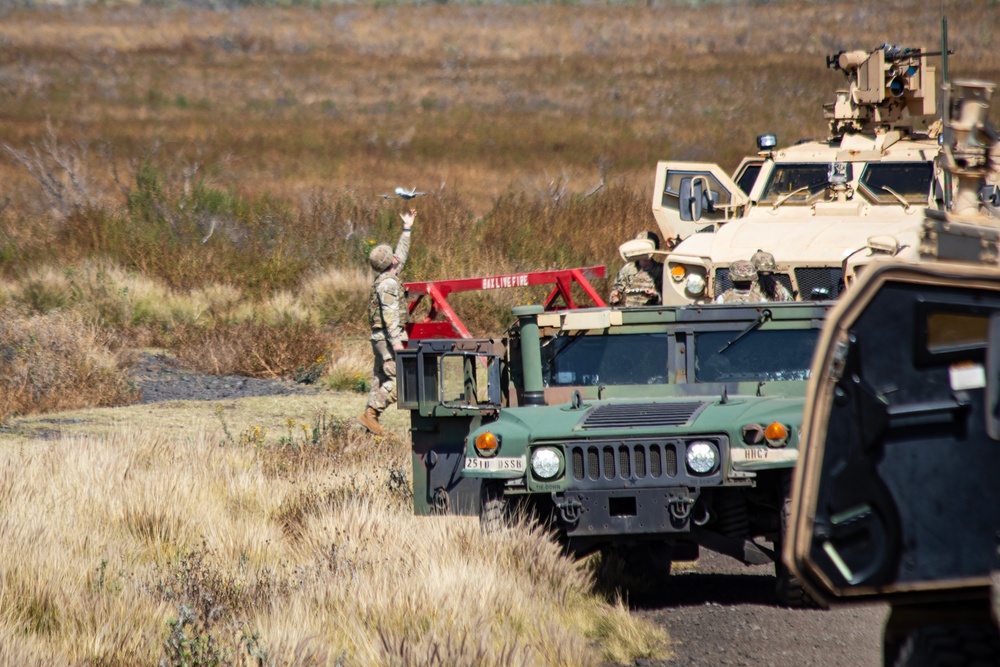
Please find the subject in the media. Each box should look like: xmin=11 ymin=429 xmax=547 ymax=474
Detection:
xmin=760 ymin=163 xmax=850 ymax=204
xmin=858 ymin=162 xmax=934 ymax=204
xmin=541 ymin=333 xmax=669 ymax=386
xmin=694 ymin=329 xmax=819 ymax=382
xmin=734 ymin=164 xmax=762 ymax=196
xmin=926 ymin=311 xmax=989 ymax=353
xmin=661 ymin=170 xmax=737 ymax=207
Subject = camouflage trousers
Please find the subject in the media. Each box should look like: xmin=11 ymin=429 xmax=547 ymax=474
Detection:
xmin=366 ymin=339 xmax=397 ymax=413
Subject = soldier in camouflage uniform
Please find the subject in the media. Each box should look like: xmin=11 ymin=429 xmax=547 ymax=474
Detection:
xmin=751 ymin=249 xmax=794 ymax=302
xmin=359 ymin=209 xmax=416 ymax=436
xmin=609 ymin=231 xmax=664 ymax=307
xmin=715 ymin=259 xmax=763 ymax=303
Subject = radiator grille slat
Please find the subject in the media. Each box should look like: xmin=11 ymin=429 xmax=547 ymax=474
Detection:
xmin=794 ymin=267 xmax=844 ymax=299
xmin=603 ymin=446 xmax=615 ymax=479
xmin=569 ymin=441 xmax=681 ymax=484
xmin=715 ymin=268 xmax=793 ymax=297
xmin=573 ymin=449 xmax=584 ymax=481
xmin=582 ymin=402 xmax=704 ymax=429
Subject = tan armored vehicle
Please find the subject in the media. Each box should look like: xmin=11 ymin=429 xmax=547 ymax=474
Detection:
xmin=651 ymin=44 xmax=949 ymax=305
xmin=787 ymin=80 xmax=1000 ymax=665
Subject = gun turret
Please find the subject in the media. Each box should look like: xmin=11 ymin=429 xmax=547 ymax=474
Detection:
xmin=823 ymin=43 xmax=941 ymax=137
xmin=920 ymin=80 xmax=1000 ymax=263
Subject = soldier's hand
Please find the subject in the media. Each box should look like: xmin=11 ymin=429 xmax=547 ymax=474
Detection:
xmin=400 ymin=209 xmax=416 ymax=231
xmin=609 ymin=289 xmax=621 ymax=304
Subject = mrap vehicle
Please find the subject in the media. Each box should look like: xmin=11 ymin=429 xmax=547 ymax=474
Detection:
xmin=786 ymin=79 xmax=1000 ymax=664
xmin=399 ymin=298 xmax=831 ymax=605
xmin=650 ymin=43 xmax=954 ymax=305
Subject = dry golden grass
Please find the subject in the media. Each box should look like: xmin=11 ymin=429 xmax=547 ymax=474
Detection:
xmin=0 ymin=308 xmax=139 ymax=420
xmin=0 ymin=418 xmax=670 ymax=665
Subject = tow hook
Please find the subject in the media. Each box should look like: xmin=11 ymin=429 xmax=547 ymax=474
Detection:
xmin=431 ymin=487 xmax=451 ymax=515
xmin=669 ymin=497 xmax=695 ymax=523
xmin=557 ymin=497 xmax=584 ymax=524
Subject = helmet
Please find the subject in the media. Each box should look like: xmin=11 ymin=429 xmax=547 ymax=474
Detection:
xmin=635 ymin=230 xmax=661 ymax=251
xmin=729 ymin=259 xmax=757 ymax=282
xmin=751 ymin=250 xmax=777 ymax=273
xmin=369 ymin=244 xmax=394 ymax=272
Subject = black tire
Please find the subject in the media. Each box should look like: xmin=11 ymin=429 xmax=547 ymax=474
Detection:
xmin=479 ymin=480 xmax=510 ymax=534
xmin=891 ymin=625 xmax=1000 ymax=667
xmin=775 ymin=476 xmax=824 ymax=609
xmin=595 ymin=543 xmax=673 ymax=595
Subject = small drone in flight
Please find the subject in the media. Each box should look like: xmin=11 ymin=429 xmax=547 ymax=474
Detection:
xmin=382 ymin=187 xmax=427 ymax=200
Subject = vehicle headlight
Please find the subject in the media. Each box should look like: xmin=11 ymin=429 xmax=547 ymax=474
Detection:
xmin=685 ymin=273 xmax=706 ymax=296
xmin=686 ymin=441 xmax=718 ymax=474
xmin=530 ymin=447 xmax=562 ymax=479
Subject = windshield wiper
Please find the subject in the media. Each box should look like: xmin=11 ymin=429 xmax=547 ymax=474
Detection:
xmin=880 ymin=185 xmax=912 ymax=211
xmin=719 ymin=309 xmax=772 ymax=354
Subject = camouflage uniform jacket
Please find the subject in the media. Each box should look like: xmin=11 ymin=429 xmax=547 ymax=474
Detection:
xmin=759 ymin=278 xmax=794 ymax=302
xmin=368 ymin=230 xmax=412 ymax=346
xmin=715 ymin=283 xmax=767 ymax=304
xmin=612 ymin=261 xmax=664 ymax=307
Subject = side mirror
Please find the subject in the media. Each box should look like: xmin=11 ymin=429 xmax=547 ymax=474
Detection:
xmin=679 ymin=177 xmax=703 ymax=222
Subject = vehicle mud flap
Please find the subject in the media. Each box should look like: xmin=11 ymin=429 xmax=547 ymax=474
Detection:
xmin=692 ymin=526 xmax=773 ymax=566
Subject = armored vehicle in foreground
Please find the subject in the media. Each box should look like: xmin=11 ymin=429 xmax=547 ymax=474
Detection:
xmin=650 ymin=43 xmax=949 ymax=305
xmin=400 ymin=299 xmax=832 ymax=604
xmin=786 ymin=80 xmax=1000 ymax=663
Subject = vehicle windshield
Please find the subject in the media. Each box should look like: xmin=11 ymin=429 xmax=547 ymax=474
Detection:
xmin=541 ymin=333 xmax=669 ymax=386
xmin=858 ymin=161 xmax=934 ymax=204
xmin=694 ymin=329 xmax=819 ymax=382
xmin=760 ymin=163 xmax=850 ymax=204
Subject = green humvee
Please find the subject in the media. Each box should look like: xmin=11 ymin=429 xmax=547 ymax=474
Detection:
xmin=399 ymin=299 xmax=831 ymax=604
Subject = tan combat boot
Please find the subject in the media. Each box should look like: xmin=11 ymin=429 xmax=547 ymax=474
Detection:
xmin=359 ymin=407 xmax=385 ymax=436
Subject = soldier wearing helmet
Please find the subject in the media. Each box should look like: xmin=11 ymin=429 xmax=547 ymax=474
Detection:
xmin=751 ymin=249 xmax=794 ymax=302
xmin=715 ymin=259 xmax=760 ymax=303
xmin=359 ymin=209 xmax=416 ymax=436
xmin=609 ymin=231 xmax=664 ymax=307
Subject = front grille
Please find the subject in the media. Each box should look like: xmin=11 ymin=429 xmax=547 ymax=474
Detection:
xmin=582 ymin=402 xmax=704 ymax=429
xmin=714 ymin=268 xmax=793 ymax=297
xmin=794 ymin=267 xmax=844 ymax=299
xmin=570 ymin=441 xmax=679 ymax=482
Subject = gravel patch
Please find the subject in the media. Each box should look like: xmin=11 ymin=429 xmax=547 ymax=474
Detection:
xmin=133 ymin=352 xmax=322 ymax=404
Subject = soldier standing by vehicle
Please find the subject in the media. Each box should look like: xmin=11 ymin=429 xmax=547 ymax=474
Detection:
xmin=358 ymin=209 xmax=416 ymax=436
xmin=715 ymin=259 xmax=762 ymax=303
xmin=609 ymin=231 xmax=664 ymax=307
xmin=751 ymin=249 xmax=794 ymax=301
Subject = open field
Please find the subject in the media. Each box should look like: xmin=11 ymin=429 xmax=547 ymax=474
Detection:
xmin=1 ymin=0 xmax=998 ymax=403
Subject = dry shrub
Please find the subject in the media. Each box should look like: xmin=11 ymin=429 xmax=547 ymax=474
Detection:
xmin=323 ymin=337 xmax=371 ymax=393
xmin=0 ymin=309 xmax=139 ymax=420
xmin=298 ymin=266 xmax=370 ymax=331
xmin=175 ymin=318 xmax=331 ymax=378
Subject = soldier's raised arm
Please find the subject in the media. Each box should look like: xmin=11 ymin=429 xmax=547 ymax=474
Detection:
xmin=394 ymin=209 xmax=415 ymax=271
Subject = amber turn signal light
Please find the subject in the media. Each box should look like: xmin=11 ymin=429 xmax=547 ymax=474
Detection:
xmin=475 ymin=432 xmax=499 ymax=455
xmin=764 ymin=422 xmax=788 ymax=447
xmin=670 ymin=265 xmax=687 ymax=282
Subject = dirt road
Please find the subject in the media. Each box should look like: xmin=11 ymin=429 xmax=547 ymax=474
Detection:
xmin=632 ymin=550 xmax=886 ymax=666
